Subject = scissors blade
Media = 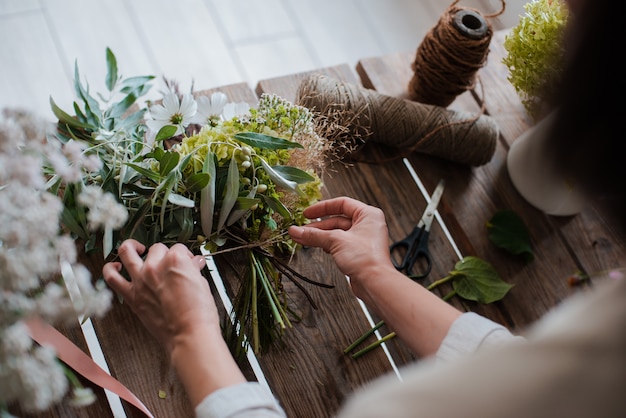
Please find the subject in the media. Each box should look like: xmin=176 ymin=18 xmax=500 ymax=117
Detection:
xmin=417 ymin=179 xmax=445 ymax=231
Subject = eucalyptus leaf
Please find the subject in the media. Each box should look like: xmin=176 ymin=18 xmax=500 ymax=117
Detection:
xmin=155 ymin=125 xmax=177 ymax=142
xmin=73 ymin=63 xmax=102 ymax=125
xmin=486 ymin=210 xmax=534 ymax=261
xmin=226 ymin=192 xmax=260 ymax=227
xmin=168 ymin=193 xmax=195 ymax=208
xmin=271 ymin=166 xmax=315 ymax=184
xmin=216 ymin=156 xmax=240 ymax=232
xmin=235 ymin=132 xmax=303 ymax=150
xmin=105 ymin=47 xmax=118 ymax=92
xmin=450 ymin=256 xmax=513 ymax=304
xmin=259 ymin=158 xmax=298 ymax=191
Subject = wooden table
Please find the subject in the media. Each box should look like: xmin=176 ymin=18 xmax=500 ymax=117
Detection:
xmin=16 ymin=29 xmax=626 ymax=418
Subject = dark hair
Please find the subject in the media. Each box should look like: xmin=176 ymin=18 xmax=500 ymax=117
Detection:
xmin=547 ymin=0 xmax=625 ymax=228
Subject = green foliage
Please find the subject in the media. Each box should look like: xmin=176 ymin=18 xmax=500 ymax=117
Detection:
xmin=502 ymin=0 xmax=569 ymax=119
xmin=486 ymin=210 xmax=534 ymax=261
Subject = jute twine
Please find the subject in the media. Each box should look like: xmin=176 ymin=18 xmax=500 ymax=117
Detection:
xmin=409 ymin=0 xmax=506 ymax=107
xmin=296 ymin=74 xmax=499 ymax=166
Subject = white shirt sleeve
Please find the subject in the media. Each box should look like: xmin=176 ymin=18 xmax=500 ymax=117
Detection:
xmin=436 ymin=312 xmax=526 ymax=362
xmin=194 ymin=382 xmax=286 ymax=418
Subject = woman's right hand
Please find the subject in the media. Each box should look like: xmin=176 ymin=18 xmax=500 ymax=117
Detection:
xmin=288 ymin=196 xmax=397 ymax=298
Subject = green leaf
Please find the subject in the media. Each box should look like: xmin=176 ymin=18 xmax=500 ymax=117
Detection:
xmin=235 ymin=132 xmax=303 ymax=150
xmin=50 ymin=97 xmax=94 ymax=130
xmin=270 ymin=166 xmax=315 ymax=184
xmin=155 ymin=125 xmax=177 ymax=142
xmin=124 ymin=183 xmax=155 ymax=196
xmin=486 ymin=210 xmax=534 ymax=261
xmin=259 ymin=194 xmax=291 ymax=219
xmin=125 ymin=162 xmax=160 ymax=183
xmin=105 ymin=47 xmax=118 ymax=92
xmin=108 ymin=93 xmax=137 ymax=118
xmin=200 ymin=151 xmax=216 ymax=238
xmin=120 ymin=75 xmax=155 ymax=94
xmin=185 ymin=172 xmax=211 ymax=193
xmin=259 ymin=158 xmax=297 ymax=191
xmin=174 ymin=207 xmax=194 ymax=243
xmin=450 ymin=256 xmax=513 ymax=304
xmin=159 ymin=151 xmax=180 ymax=177
xmin=168 ymin=193 xmax=195 ymax=208
xmin=216 ymin=156 xmax=240 ymax=232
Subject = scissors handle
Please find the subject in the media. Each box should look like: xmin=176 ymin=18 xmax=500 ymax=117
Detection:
xmin=389 ymin=225 xmax=433 ymax=278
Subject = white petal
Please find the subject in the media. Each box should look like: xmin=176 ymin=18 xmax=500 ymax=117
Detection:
xmin=222 ymin=102 xmax=251 ymax=120
xmin=162 ymin=93 xmax=180 ymax=112
xmin=179 ymin=94 xmax=198 ymax=118
xmin=210 ymin=92 xmax=228 ymax=109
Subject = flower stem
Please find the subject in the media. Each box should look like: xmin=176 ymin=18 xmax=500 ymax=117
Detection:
xmin=249 ymin=252 xmax=259 ymax=354
xmin=343 ymin=320 xmax=385 ymax=354
xmin=350 ymin=332 xmax=397 ymax=359
xmin=426 ymin=273 xmax=456 ymax=291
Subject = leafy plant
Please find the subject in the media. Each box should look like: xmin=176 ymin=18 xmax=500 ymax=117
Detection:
xmin=486 ymin=210 xmax=534 ymax=261
xmin=502 ymin=0 xmax=569 ymax=119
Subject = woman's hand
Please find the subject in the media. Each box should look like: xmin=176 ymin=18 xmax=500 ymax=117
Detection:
xmin=288 ymin=196 xmax=397 ymax=299
xmin=102 ymin=239 xmax=215 ymax=354
xmin=102 ymin=239 xmax=247 ymax=406
xmin=289 ymin=196 xmax=462 ymax=357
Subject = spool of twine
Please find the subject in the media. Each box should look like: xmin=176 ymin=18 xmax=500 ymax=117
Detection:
xmin=408 ymin=0 xmax=506 ymax=107
xmin=296 ymin=74 xmax=499 ymax=166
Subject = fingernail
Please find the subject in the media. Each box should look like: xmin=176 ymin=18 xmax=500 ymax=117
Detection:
xmin=289 ymin=225 xmax=304 ymax=238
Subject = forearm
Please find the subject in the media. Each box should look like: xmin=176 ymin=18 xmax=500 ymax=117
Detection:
xmin=170 ymin=327 xmax=247 ymax=407
xmin=352 ymin=264 xmax=462 ymax=357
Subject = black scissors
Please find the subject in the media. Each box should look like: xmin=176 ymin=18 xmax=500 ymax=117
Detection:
xmin=390 ymin=179 xmax=445 ymax=279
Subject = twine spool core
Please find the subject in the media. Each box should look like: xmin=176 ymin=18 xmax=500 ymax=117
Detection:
xmin=453 ymin=9 xmax=488 ymax=40
xmin=408 ymin=1 xmax=506 ymax=107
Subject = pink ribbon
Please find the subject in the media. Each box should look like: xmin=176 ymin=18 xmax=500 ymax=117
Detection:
xmin=26 ymin=317 xmax=154 ymax=417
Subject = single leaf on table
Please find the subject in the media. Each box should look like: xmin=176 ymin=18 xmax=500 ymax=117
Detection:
xmin=450 ymin=256 xmax=514 ymax=303
xmin=486 ymin=210 xmax=534 ymax=261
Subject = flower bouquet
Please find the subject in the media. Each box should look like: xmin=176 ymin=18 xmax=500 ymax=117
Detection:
xmin=48 ymin=48 xmax=335 ymax=357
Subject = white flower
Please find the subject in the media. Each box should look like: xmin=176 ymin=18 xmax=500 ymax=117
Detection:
xmin=146 ymin=93 xmax=197 ymax=136
xmin=191 ymin=92 xmax=228 ymax=125
xmin=222 ymin=102 xmax=251 ymax=121
xmin=69 ymin=387 xmax=97 ymax=408
xmin=78 ymin=186 xmax=128 ymax=230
